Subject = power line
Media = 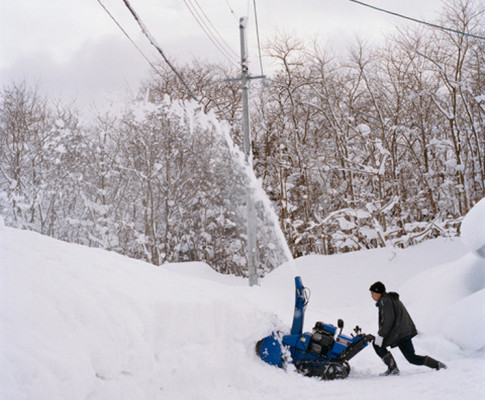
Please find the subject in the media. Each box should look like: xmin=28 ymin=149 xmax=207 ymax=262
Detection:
xmin=120 ymin=0 xmax=200 ymax=102
xmin=225 ymin=0 xmax=238 ymax=22
xmin=182 ymin=0 xmax=239 ymax=67
xmin=252 ymin=0 xmax=264 ymax=76
xmin=96 ymin=0 xmax=164 ymax=79
xmin=349 ymin=0 xmax=485 ymax=40
xmin=192 ymin=0 xmax=240 ymax=59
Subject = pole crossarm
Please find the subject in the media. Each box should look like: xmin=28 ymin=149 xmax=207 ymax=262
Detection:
xmin=225 ymin=74 xmax=266 ymax=82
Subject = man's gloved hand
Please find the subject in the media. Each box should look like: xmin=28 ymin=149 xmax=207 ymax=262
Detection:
xmin=374 ymin=335 xmax=384 ymax=347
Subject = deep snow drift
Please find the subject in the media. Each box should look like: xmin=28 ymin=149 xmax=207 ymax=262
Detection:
xmin=1 ymin=209 xmax=484 ymax=400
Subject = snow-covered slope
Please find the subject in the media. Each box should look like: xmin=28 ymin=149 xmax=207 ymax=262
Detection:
xmin=1 ymin=220 xmax=484 ymax=400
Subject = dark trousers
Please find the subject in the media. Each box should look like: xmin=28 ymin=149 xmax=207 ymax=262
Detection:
xmin=373 ymin=338 xmax=426 ymax=366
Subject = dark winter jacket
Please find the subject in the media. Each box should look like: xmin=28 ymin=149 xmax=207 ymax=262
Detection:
xmin=377 ymin=292 xmax=417 ymax=348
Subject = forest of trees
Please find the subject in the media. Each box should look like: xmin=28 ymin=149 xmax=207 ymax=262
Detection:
xmin=1 ymin=0 xmax=484 ymax=276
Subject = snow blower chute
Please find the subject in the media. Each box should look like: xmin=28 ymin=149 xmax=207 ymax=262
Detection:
xmin=256 ymin=276 xmax=374 ymax=380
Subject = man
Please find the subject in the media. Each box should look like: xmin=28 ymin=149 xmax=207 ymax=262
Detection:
xmin=369 ymin=281 xmax=447 ymax=376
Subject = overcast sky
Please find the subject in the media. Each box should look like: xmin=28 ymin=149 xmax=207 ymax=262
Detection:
xmin=0 ymin=0 xmax=447 ymax=111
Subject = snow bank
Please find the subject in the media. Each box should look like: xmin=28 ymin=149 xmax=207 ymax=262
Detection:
xmin=443 ymin=288 xmax=485 ymax=352
xmin=1 ymin=227 xmax=484 ymax=400
xmin=400 ymin=252 xmax=485 ymax=353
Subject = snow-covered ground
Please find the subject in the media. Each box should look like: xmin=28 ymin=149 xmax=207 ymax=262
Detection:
xmin=1 ymin=201 xmax=484 ymax=400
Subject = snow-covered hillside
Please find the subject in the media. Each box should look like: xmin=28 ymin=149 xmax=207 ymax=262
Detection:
xmin=1 ymin=207 xmax=484 ymax=400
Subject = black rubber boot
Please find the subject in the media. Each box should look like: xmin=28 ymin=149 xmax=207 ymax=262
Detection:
xmin=380 ymin=353 xmax=400 ymax=376
xmin=424 ymin=356 xmax=447 ymax=370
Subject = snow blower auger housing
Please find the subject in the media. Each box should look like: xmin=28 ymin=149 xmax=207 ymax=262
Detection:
xmin=256 ymin=276 xmax=374 ymax=380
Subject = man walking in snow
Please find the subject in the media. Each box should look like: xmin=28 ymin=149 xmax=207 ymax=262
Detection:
xmin=369 ymin=281 xmax=447 ymax=376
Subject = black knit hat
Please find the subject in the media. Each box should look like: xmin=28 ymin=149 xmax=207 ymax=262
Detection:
xmin=369 ymin=281 xmax=386 ymax=294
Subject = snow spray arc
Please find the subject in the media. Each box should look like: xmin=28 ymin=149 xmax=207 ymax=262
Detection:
xmin=209 ymin=103 xmax=293 ymax=269
xmin=168 ymin=98 xmax=293 ymax=275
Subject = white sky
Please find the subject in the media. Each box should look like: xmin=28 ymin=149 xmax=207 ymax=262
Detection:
xmin=0 ymin=0 xmax=447 ymax=110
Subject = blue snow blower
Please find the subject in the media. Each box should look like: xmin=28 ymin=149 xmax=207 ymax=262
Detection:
xmin=256 ymin=276 xmax=374 ymax=380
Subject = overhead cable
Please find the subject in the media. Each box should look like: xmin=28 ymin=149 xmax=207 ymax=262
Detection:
xmin=182 ymin=0 xmax=239 ymax=67
xmin=225 ymin=0 xmax=238 ymax=22
xmin=121 ymin=0 xmax=200 ymax=102
xmin=252 ymin=0 xmax=264 ymax=76
xmin=191 ymin=0 xmax=239 ymax=59
xmin=349 ymin=0 xmax=485 ymax=40
xmin=96 ymin=0 xmax=165 ymax=79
